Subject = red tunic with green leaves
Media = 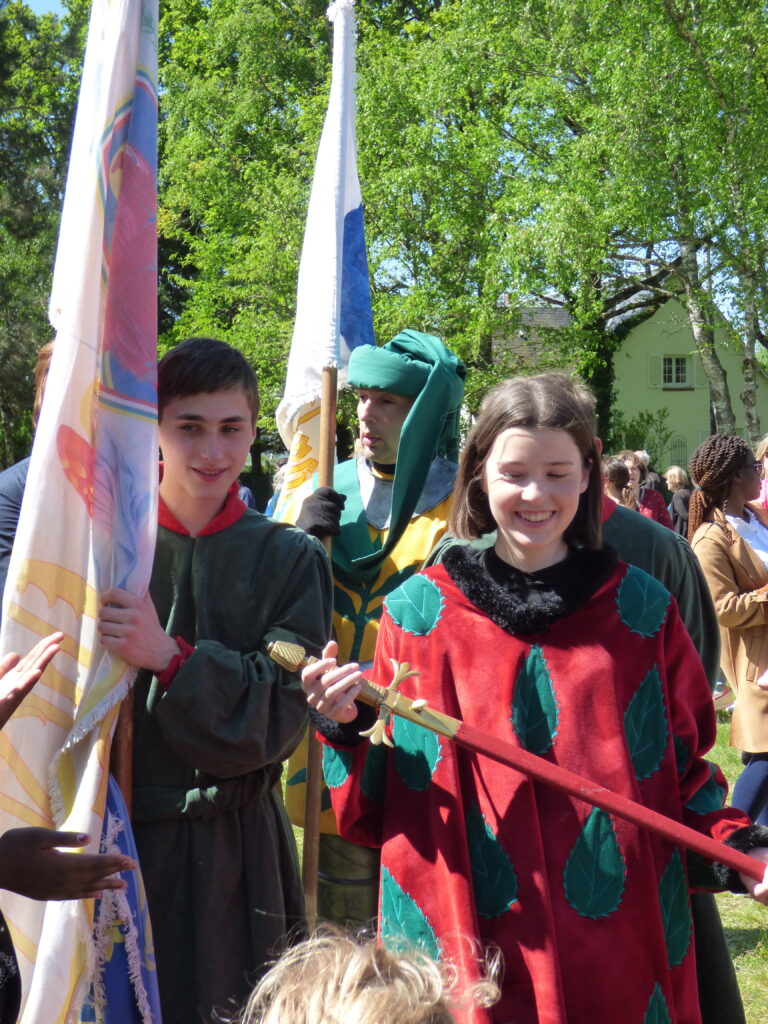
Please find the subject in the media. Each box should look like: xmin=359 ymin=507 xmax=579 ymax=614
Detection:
xmin=319 ymin=550 xmax=752 ymax=1024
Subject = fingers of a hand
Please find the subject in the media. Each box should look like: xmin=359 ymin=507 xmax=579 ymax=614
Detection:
xmin=321 ymin=669 xmax=362 ymax=697
xmin=24 ymin=632 xmax=65 ymax=663
xmin=15 ymin=635 xmax=63 ymax=680
xmin=316 ymin=678 xmax=361 ymax=720
xmin=83 ymin=854 xmax=136 ymax=875
xmin=746 ymin=877 xmax=768 ymax=904
xmin=98 ymin=604 xmax=131 ymax=628
xmin=0 ymin=653 xmax=21 ymax=677
xmin=321 ymin=640 xmax=338 ymax=660
xmin=38 ymin=830 xmax=91 ymax=850
xmin=302 ymin=655 xmax=338 ymax=690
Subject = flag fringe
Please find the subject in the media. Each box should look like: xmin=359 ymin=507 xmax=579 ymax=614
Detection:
xmin=86 ymin=810 xmax=154 ymax=1024
xmin=47 ymin=664 xmax=137 ymax=828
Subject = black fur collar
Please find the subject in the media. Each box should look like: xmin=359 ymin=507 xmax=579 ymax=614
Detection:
xmin=441 ymin=543 xmax=617 ymax=636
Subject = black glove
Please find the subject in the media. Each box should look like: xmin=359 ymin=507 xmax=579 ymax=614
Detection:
xmin=296 ymin=486 xmax=346 ymax=540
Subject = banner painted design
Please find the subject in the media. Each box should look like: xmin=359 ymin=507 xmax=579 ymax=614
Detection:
xmin=0 ymin=0 xmax=160 ymax=1020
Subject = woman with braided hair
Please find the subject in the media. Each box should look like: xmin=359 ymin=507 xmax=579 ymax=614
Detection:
xmin=689 ymin=433 xmax=768 ymax=826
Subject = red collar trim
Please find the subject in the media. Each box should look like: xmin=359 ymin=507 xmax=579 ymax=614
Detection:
xmin=601 ymin=494 xmax=617 ymax=524
xmin=158 ymin=481 xmax=247 ymax=536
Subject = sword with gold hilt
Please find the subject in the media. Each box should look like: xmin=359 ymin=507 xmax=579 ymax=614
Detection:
xmin=269 ymin=639 xmax=767 ymax=885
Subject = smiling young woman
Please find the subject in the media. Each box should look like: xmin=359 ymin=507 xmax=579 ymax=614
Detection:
xmin=301 ymin=375 xmax=768 ymax=1024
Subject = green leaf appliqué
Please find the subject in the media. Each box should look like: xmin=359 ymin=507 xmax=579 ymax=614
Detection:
xmin=673 ymin=734 xmax=690 ymax=776
xmin=642 ymin=984 xmax=672 ymax=1024
xmin=380 ymin=867 xmax=441 ymax=960
xmin=563 ymin=808 xmax=626 ymax=918
xmin=384 ymin=575 xmax=444 ymax=636
xmin=361 ymin=741 xmax=388 ymax=803
xmin=685 ymin=762 xmax=727 ymax=815
xmin=616 ymin=565 xmax=670 ymax=637
xmin=393 ymin=716 xmax=441 ymax=791
xmin=510 ymin=645 xmax=559 ymax=754
xmin=466 ymin=802 xmax=518 ymax=918
xmin=322 ymin=746 xmax=353 ymax=789
xmin=658 ymin=849 xmax=692 ymax=967
xmin=624 ymin=665 xmax=668 ymax=780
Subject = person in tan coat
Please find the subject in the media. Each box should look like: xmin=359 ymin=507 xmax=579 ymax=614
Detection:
xmin=690 ymin=433 xmax=768 ymax=827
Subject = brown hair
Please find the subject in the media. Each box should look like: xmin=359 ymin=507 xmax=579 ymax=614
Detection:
xmin=688 ymin=433 xmax=752 ymax=539
xmin=158 ymin=337 xmax=259 ymax=423
xmin=450 ymin=373 xmax=602 ymax=549
xmin=32 ymin=342 xmax=54 ymax=428
xmin=616 ymin=449 xmax=647 ymax=487
xmin=603 ymin=457 xmax=637 ymax=510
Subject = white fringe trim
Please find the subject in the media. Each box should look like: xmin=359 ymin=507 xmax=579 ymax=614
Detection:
xmin=86 ymin=810 xmax=154 ymax=1024
xmin=47 ymin=664 xmax=137 ymax=827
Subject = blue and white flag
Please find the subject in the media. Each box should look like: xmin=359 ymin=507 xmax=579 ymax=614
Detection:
xmin=276 ymin=0 xmax=374 ymax=505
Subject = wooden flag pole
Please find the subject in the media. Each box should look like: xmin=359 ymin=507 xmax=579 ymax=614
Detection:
xmin=111 ymin=689 xmax=134 ymax=815
xmin=302 ymin=365 xmax=338 ymax=926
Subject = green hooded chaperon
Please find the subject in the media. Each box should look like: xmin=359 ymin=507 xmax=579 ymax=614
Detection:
xmin=334 ymin=330 xmax=466 ymax=584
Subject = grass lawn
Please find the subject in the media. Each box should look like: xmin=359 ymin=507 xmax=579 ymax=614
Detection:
xmin=712 ymin=717 xmax=768 ymax=1024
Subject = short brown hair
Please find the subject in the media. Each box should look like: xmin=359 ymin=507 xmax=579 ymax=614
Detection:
xmin=158 ymin=337 xmax=259 ymax=423
xmin=616 ymin=449 xmax=647 ymax=486
xmin=450 ymin=373 xmax=602 ymax=549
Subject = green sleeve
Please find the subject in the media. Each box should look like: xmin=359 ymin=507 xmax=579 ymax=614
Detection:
xmin=154 ymin=535 xmax=332 ymax=777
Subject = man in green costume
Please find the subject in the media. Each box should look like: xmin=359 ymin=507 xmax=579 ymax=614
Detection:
xmin=285 ymin=329 xmax=465 ymax=924
xmin=97 ymin=338 xmax=332 ymax=1024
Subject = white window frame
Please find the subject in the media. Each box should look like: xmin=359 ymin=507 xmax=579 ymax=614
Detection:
xmin=661 ymin=355 xmax=691 ymax=389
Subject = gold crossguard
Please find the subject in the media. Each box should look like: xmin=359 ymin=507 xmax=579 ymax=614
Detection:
xmin=267 ymin=640 xmax=460 ymax=743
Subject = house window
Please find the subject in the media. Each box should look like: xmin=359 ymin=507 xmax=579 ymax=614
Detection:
xmin=662 ymin=356 xmax=689 ymax=387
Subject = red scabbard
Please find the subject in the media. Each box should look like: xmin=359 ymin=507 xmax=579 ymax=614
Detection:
xmin=455 ymin=720 xmax=764 ymax=883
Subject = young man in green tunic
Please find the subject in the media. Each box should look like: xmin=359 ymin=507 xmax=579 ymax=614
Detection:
xmin=97 ymin=338 xmax=332 ymax=1024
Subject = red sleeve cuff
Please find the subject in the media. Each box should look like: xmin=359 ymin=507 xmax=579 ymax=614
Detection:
xmin=156 ymin=636 xmax=195 ymax=690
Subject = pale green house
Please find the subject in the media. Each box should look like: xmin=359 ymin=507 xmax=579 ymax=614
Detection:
xmin=612 ymin=296 xmax=768 ymax=468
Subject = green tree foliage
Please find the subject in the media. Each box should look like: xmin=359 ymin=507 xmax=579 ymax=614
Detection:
xmin=158 ymin=0 xmax=768 ymax=439
xmin=0 ymin=0 xmax=86 ymax=467
xmin=609 ymin=408 xmax=674 ymax=470
xmin=157 ymin=0 xmax=332 ymax=425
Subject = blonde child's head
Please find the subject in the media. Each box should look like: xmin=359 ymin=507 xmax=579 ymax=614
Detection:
xmin=235 ymin=929 xmax=499 ymax=1024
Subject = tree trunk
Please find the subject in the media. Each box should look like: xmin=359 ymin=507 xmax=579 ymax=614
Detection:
xmin=0 ymin=405 xmax=13 ymax=471
xmin=739 ymin=281 xmax=761 ymax=445
xmin=678 ymin=239 xmax=737 ymax=435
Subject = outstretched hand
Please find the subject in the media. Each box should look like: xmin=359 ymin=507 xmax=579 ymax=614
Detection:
xmin=301 ymin=640 xmax=361 ymax=723
xmin=740 ymin=845 xmax=768 ymax=905
xmin=0 ymin=828 xmax=136 ymax=901
xmin=0 ymin=632 xmax=64 ymax=730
